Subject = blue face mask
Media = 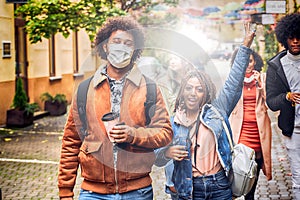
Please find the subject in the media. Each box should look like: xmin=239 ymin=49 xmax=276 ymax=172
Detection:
xmin=107 ymin=43 xmax=134 ymax=68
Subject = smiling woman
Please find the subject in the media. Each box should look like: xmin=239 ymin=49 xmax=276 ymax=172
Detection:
xmin=155 ymin=22 xmax=256 ymax=200
xmin=176 ymin=71 xmax=215 ymax=118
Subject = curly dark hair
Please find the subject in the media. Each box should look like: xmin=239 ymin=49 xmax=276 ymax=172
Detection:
xmin=174 ymin=69 xmax=216 ymax=113
xmin=275 ymin=13 xmax=300 ymax=49
xmin=94 ymin=16 xmax=145 ymax=63
xmin=230 ymin=48 xmax=263 ymax=71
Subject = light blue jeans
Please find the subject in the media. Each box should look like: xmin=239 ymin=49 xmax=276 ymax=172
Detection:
xmin=79 ymin=185 xmax=153 ymax=200
xmin=285 ymin=133 xmax=300 ymax=200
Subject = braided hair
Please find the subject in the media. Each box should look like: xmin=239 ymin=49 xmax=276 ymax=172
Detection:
xmin=174 ymin=69 xmax=216 ymax=113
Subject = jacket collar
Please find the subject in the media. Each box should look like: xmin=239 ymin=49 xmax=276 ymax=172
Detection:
xmin=93 ymin=63 xmax=143 ymax=88
xmin=268 ymin=50 xmax=289 ymax=90
xmin=268 ymin=50 xmax=287 ymax=67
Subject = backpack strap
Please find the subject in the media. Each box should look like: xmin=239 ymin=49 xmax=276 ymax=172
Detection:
xmin=143 ymin=75 xmax=157 ymax=126
xmin=77 ymin=76 xmax=93 ymax=137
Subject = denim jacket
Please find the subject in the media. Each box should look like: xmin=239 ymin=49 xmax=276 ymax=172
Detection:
xmin=171 ymin=116 xmax=193 ymax=199
xmin=155 ymin=45 xmax=252 ymax=198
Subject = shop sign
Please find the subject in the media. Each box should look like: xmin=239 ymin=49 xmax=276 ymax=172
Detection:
xmin=266 ymin=0 xmax=286 ymax=13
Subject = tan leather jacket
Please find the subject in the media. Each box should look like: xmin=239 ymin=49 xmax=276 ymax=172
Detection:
xmin=229 ymin=73 xmax=272 ymax=180
xmin=58 ymin=66 xmax=173 ymax=198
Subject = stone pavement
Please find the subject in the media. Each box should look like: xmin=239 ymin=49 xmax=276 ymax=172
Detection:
xmin=0 ymin=111 xmax=294 ymax=200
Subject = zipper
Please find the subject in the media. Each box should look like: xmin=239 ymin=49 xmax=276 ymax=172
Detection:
xmin=113 ymin=143 xmax=119 ymax=193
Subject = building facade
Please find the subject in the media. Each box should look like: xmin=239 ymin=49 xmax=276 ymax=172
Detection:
xmin=0 ymin=1 xmax=99 ymax=125
xmin=1 ymin=0 xmax=298 ymax=125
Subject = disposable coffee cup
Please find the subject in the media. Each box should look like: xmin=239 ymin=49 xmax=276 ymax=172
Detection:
xmin=101 ymin=112 xmax=119 ymax=142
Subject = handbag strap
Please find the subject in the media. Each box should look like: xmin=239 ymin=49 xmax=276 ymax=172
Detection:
xmin=194 ymin=113 xmax=201 ymax=167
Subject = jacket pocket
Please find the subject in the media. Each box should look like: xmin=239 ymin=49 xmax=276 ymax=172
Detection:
xmin=124 ymin=150 xmax=155 ymax=180
xmin=78 ymin=141 xmax=105 ymax=182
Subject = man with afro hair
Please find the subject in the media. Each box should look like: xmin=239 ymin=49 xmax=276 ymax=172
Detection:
xmin=58 ymin=16 xmax=173 ymax=200
xmin=266 ymin=13 xmax=300 ymax=199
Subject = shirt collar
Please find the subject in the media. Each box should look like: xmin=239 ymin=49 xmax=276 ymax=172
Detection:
xmin=93 ymin=63 xmax=143 ymax=88
xmin=174 ymin=107 xmax=198 ymax=127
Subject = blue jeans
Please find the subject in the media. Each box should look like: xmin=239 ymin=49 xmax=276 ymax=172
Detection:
xmin=79 ymin=186 xmax=153 ymax=200
xmin=285 ymin=133 xmax=300 ymax=200
xmin=192 ymin=170 xmax=232 ymax=200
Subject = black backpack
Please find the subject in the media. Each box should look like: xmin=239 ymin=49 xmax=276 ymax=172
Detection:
xmin=76 ymin=75 xmax=157 ymax=137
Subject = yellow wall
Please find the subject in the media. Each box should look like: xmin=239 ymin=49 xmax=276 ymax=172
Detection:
xmin=0 ymin=81 xmax=15 ymax=125
xmin=0 ymin=3 xmax=15 ymax=82
xmin=28 ymin=39 xmax=50 ymax=78
xmin=0 ymin=2 xmax=15 ymax=125
xmin=27 ymin=74 xmax=85 ymax=109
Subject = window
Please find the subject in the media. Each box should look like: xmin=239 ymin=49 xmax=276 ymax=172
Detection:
xmin=49 ymin=35 xmax=55 ymax=77
xmin=2 ymin=41 xmax=11 ymax=58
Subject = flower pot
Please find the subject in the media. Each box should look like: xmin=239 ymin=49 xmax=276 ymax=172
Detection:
xmin=44 ymin=100 xmax=67 ymax=116
xmin=6 ymin=109 xmax=34 ymax=128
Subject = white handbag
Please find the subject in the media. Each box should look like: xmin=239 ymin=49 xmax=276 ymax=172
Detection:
xmin=223 ymin=120 xmax=258 ymax=197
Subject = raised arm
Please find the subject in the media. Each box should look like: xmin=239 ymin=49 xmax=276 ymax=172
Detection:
xmin=212 ymin=22 xmax=256 ymax=116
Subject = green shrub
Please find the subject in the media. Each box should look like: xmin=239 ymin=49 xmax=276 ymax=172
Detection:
xmin=11 ymin=77 xmax=39 ymax=115
xmin=40 ymin=92 xmax=67 ymax=104
xmin=12 ymin=77 xmax=28 ymax=110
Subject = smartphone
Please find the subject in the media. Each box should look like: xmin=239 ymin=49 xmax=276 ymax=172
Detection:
xmin=250 ymin=23 xmax=257 ymax=33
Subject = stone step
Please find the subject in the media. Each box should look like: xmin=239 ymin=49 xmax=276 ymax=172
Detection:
xmin=33 ymin=111 xmax=49 ymax=120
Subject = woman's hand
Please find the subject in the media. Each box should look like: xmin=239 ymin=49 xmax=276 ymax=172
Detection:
xmin=252 ymin=70 xmax=262 ymax=87
xmin=165 ymin=145 xmax=188 ymax=161
xmin=243 ymin=22 xmax=256 ymax=47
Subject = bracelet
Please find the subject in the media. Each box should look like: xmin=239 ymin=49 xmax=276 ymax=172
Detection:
xmin=286 ymin=92 xmax=296 ymax=106
xmin=286 ymin=92 xmax=291 ymax=101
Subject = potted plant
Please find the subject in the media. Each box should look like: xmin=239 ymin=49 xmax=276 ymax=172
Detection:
xmin=40 ymin=92 xmax=67 ymax=116
xmin=6 ymin=77 xmax=39 ymax=127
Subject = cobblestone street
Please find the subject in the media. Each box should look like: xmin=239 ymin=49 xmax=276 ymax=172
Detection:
xmin=0 ymin=111 xmax=295 ymax=199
